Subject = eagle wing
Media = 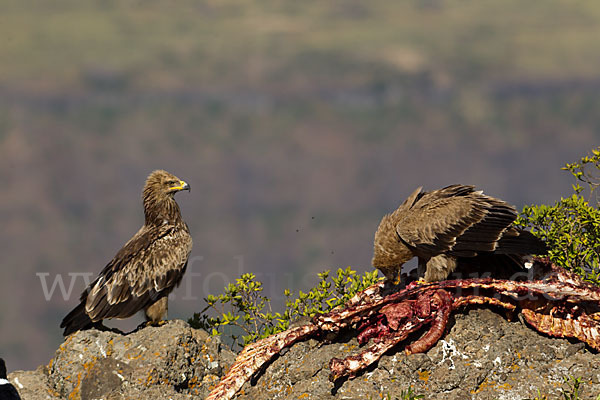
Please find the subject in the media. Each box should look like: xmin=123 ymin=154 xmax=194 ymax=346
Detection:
xmin=396 ymin=185 xmax=517 ymax=257
xmin=84 ymin=223 xmax=192 ymax=322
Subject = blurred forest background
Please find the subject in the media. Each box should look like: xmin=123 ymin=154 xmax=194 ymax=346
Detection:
xmin=1 ymin=0 xmax=600 ymax=371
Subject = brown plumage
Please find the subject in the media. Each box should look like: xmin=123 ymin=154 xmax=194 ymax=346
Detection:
xmin=61 ymin=170 xmax=192 ymax=336
xmin=372 ymin=184 xmax=546 ymax=282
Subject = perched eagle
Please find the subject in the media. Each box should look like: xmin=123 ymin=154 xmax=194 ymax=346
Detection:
xmin=61 ymin=170 xmax=192 ymax=336
xmin=372 ymin=184 xmax=546 ymax=283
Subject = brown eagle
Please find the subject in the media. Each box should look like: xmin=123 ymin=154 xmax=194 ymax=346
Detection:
xmin=61 ymin=170 xmax=192 ymax=336
xmin=372 ymin=184 xmax=546 ymax=283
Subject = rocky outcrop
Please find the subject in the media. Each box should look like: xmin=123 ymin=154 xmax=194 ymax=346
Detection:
xmin=7 ymin=311 xmax=600 ymax=399
xmin=8 ymin=320 xmax=235 ymax=399
xmin=234 ymin=308 xmax=600 ymax=399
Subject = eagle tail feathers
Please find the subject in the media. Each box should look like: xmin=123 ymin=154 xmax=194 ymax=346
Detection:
xmin=496 ymin=230 xmax=547 ymax=255
xmin=60 ymin=302 xmax=94 ymax=336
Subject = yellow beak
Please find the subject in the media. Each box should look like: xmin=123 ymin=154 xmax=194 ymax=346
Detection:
xmin=170 ymin=180 xmax=190 ymax=192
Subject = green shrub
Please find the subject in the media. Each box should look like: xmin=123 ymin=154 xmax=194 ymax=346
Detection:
xmin=560 ymin=375 xmax=583 ymax=400
xmin=523 ymin=375 xmax=600 ymax=400
xmin=516 ymin=148 xmax=600 ymax=284
xmin=188 ymin=267 xmax=381 ymax=349
xmin=399 ymin=387 xmax=425 ymax=400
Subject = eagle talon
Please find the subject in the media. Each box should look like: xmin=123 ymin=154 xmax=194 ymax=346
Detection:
xmin=134 ymin=321 xmax=149 ymax=332
xmin=134 ymin=319 xmax=168 ymax=332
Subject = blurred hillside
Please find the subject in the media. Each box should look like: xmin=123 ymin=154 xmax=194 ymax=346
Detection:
xmin=1 ymin=0 xmax=599 ymax=371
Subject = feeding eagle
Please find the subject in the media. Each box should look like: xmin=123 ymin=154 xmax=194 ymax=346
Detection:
xmin=61 ymin=170 xmax=192 ymax=336
xmin=372 ymin=184 xmax=546 ymax=283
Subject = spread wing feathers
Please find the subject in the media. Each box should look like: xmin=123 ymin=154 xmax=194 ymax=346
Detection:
xmin=396 ymin=185 xmax=517 ymax=257
xmin=83 ymin=224 xmax=192 ymax=322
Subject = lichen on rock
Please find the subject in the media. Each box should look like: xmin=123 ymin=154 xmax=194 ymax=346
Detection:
xmin=233 ymin=308 xmax=599 ymax=400
xmin=7 ymin=311 xmax=600 ymax=399
xmin=10 ymin=320 xmax=235 ymax=400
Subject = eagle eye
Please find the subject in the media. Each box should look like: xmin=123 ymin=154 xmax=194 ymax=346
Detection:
xmin=166 ymin=180 xmax=177 ymax=186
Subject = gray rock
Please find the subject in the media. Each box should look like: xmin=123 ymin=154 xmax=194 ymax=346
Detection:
xmin=235 ymin=308 xmax=600 ymax=400
xmin=7 ymin=367 xmax=59 ymax=400
xmin=9 ymin=320 xmax=235 ymax=400
xmin=8 ymin=311 xmax=600 ymax=399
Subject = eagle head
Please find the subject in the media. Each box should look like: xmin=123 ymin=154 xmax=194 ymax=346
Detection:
xmin=145 ymin=170 xmax=190 ymax=197
xmin=143 ymin=170 xmax=190 ymax=224
xmin=372 ymin=213 xmax=413 ymax=282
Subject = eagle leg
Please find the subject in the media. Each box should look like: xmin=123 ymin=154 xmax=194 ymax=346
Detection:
xmin=144 ymin=296 xmax=168 ymax=324
xmin=417 ymin=257 xmax=427 ymax=279
xmin=424 ymin=254 xmax=457 ymax=282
